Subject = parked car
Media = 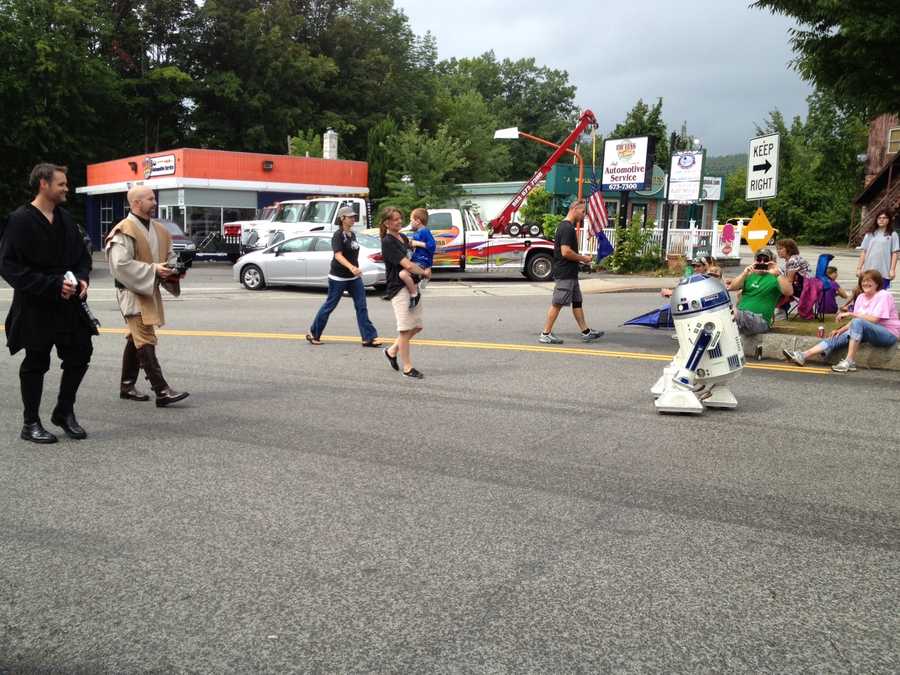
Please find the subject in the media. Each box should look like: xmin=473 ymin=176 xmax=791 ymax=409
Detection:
xmin=157 ymin=219 xmax=197 ymax=253
xmin=233 ymin=231 xmax=385 ymax=290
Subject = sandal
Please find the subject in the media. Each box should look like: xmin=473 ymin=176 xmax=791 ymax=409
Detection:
xmin=305 ymin=334 xmax=322 ymax=345
xmin=361 ymin=340 xmax=381 ymax=348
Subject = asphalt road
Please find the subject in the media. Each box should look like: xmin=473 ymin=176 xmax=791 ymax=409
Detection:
xmin=1 ymin=264 xmax=898 ymax=672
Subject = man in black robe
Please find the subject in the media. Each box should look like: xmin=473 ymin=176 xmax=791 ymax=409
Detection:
xmin=0 ymin=164 xmax=94 ymax=443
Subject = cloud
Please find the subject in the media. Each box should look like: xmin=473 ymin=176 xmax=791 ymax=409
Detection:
xmin=396 ymin=0 xmax=812 ymax=154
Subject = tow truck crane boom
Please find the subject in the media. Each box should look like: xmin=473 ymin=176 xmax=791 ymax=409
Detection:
xmin=489 ymin=109 xmax=597 ymax=235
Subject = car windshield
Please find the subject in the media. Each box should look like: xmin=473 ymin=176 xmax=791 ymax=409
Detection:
xmin=303 ymin=201 xmax=337 ymax=224
xmin=161 ymin=221 xmax=185 ymax=236
xmin=356 ymin=233 xmax=380 ymax=249
xmin=273 ymin=203 xmax=306 ymax=223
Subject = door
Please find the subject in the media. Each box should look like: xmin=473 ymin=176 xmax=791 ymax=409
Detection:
xmin=264 ymin=236 xmax=314 ymax=283
xmin=461 ymin=211 xmax=489 ymax=272
xmin=305 ymin=236 xmax=337 ymax=285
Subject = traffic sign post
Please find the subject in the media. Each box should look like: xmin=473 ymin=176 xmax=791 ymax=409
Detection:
xmin=746 ymin=133 xmax=780 ymax=201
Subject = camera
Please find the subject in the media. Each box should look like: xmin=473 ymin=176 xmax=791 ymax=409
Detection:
xmin=753 ymin=262 xmax=770 ymax=271
xmin=169 ymin=250 xmax=195 ymax=276
xmin=63 ymin=271 xmax=100 ymax=335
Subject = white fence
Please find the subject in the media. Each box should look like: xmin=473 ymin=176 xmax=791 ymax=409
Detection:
xmin=579 ymin=219 xmax=747 ymax=261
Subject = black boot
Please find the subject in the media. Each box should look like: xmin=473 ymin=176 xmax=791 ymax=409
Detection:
xmin=50 ymin=409 xmax=87 ymax=439
xmin=21 ymin=420 xmax=58 ymax=444
xmin=120 ymin=337 xmax=150 ymax=401
xmin=137 ymin=345 xmax=189 ymax=407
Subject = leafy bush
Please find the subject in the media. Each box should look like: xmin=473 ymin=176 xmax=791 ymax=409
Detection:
xmin=541 ymin=213 xmax=564 ymax=241
xmin=603 ymin=216 xmax=662 ymax=273
xmin=519 ymin=186 xmax=551 ymax=225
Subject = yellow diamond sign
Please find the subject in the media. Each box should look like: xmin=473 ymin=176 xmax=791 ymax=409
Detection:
xmin=744 ymin=207 xmax=775 ymax=254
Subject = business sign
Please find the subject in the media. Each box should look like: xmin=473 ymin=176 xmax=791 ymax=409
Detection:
xmin=668 ymin=180 xmax=702 ymax=203
xmin=701 ymin=176 xmax=723 ymax=201
xmin=745 ymin=134 xmax=779 ymax=200
xmin=667 ymin=150 xmax=705 ymax=203
xmin=142 ymin=154 xmax=177 ymax=179
xmin=601 ymin=136 xmax=652 ymax=192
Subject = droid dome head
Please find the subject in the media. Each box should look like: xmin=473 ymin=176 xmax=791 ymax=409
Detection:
xmin=669 ymin=275 xmax=731 ymax=319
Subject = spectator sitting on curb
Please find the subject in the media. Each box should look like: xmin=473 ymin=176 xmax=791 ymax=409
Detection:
xmin=783 ymin=269 xmax=900 ymax=372
xmin=728 ymin=247 xmax=793 ymax=335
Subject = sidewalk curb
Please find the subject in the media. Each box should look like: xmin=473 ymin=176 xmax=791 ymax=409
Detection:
xmin=742 ymin=332 xmax=900 ymax=372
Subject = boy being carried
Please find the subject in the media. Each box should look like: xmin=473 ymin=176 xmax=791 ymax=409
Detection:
xmin=399 ymin=207 xmax=436 ymax=309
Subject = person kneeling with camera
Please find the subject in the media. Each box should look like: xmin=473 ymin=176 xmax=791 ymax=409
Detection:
xmin=728 ymin=247 xmax=793 ymax=335
xmin=105 ymin=186 xmax=189 ymax=407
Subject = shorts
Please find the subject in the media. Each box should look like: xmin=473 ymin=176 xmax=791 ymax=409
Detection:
xmin=551 ymin=278 xmax=583 ymax=306
xmin=390 ymin=288 xmax=424 ymax=332
xmin=734 ymin=309 xmax=769 ymax=335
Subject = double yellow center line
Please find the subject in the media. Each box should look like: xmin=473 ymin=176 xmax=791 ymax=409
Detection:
xmin=81 ymin=326 xmax=830 ymax=375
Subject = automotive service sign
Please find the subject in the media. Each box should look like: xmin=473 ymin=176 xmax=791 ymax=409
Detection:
xmin=142 ymin=154 xmax=177 ymax=179
xmin=601 ymin=137 xmax=651 ymax=192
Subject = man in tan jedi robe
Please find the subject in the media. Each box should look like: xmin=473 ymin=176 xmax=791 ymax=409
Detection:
xmin=105 ymin=185 xmax=189 ymax=406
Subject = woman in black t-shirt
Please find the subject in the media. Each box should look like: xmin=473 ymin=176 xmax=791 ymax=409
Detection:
xmin=379 ymin=207 xmax=431 ymax=378
xmin=306 ymin=207 xmax=379 ymax=346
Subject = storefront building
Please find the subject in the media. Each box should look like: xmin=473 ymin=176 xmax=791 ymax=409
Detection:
xmin=76 ymin=148 xmax=368 ymax=246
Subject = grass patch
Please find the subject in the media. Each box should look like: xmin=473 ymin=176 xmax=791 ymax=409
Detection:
xmin=771 ymin=316 xmax=842 ymax=336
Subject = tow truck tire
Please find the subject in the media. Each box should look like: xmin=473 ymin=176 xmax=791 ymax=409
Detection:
xmin=241 ymin=264 xmax=266 ymax=290
xmin=525 ymin=252 xmax=554 ymax=282
xmin=508 ymin=222 xmax=522 ymax=237
xmin=527 ymin=222 xmax=543 ymax=237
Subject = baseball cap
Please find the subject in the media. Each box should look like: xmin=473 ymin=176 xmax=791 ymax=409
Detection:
xmin=337 ymin=206 xmax=357 ymax=219
xmin=756 ymin=247 xmax=774 ymax=261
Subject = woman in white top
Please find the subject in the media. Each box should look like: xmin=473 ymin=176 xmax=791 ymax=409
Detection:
xmin=857 ymin=209 xmax=898 ymax=289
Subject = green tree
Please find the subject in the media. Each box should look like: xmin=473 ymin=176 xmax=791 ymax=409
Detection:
xmin=0 ymin=0 xmax=131 ymax=211
xmin=383 ymin=123 xmax=468 ymax=210
xmin=606 ymin=98 xmax=669 ymax=167
xmin=289 ymin=129 xmax=323 ymax=157
xmin=435 ymin=88 xmax=510 ymax=183
xmin=366 ymin=117 xmax=398 ymax=201
xmin=189 ymin=0 xmax=336 ymax=152
xmin=753 ymin=0 xmax=900 ymax=116
xmin=435 ymin=52 xmax=577 ymax=180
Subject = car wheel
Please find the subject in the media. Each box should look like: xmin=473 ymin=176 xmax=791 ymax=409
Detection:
xmin=241 ymin=264 xmax=266 ymax=290
xmin=525 ymin=252 xmax=553 ymax=282
xmin=508 ymin=222 xmax=522 ymax=237
xmin=527 ymin=222 xmax=543 ymax=237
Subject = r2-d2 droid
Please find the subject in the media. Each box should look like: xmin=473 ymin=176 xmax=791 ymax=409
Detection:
xmin=652 ymin=274 xmax=745 ymax=414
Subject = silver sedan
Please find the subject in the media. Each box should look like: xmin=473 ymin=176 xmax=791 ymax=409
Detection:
xmin=232 ymin=232 xmax=386 ymax=290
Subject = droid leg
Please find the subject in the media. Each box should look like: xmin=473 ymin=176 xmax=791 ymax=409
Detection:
xmin=654 ymin=327 xmax=712 ymax=414
xmin=651 ymin=357 xmax=678 ymax=397
xmin=701 ymin=385 xmax=738 ymax=409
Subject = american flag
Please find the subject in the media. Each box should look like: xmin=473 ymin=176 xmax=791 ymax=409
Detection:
xmin=587 ymin=170 xmax=609 ymax=236
xmin=587 ymin=169 xmax=614 ymax=262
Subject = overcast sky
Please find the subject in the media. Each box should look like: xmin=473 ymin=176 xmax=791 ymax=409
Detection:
xmin=394 ymin=0 xmax=812 ymax=156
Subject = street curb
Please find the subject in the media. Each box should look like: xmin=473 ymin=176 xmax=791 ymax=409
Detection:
xmin=742 ymin=332 xmax=900 ymax=371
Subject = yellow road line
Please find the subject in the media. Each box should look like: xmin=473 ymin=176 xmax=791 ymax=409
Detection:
xmin=73 ymin=326 xmax=830 ymax=375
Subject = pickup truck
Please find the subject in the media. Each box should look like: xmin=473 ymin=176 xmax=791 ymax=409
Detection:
xmin=422 ymin=208 xmax=556 ymax=281
xmin=224 ymin=196 xmax=370 ymax=260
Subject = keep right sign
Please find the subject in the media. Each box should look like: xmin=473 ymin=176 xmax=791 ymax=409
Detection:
xmin=746 ymin=133 xmax=780 ymax=200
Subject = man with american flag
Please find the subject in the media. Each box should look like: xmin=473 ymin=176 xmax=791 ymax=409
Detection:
xmin=538 ymin=199 xmax=605 ymax=345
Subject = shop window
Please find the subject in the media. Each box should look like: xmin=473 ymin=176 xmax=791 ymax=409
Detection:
xmin=186 ymin=206 xmax=222 ymax=242
xmin=888 ymin=127 xmax=900 ymax=154
xmin=223 ymin=207 xmax=257 ymax=223
xmin=674 ymin=204 xmax=704 ymax=229
xmin=631 ymin=204 xmax=648 ymax=226
xmin=99 ymin=197 xmax=114 ymax=238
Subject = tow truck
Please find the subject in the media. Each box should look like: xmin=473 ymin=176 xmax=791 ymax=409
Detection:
xmin=488 ymin=109 xmax=597 ymax=236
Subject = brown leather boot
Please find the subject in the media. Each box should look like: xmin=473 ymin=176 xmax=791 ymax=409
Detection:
xmin=120 ymin=337 xmax=150 ymax=401
xmin=137 ymin=344 xmax=190 ymax=407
